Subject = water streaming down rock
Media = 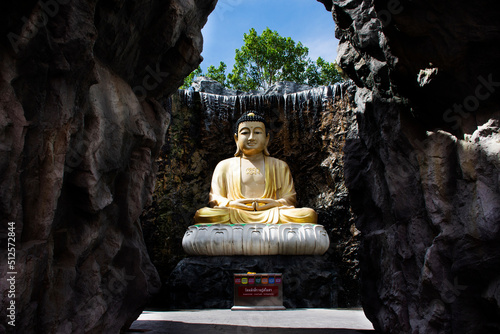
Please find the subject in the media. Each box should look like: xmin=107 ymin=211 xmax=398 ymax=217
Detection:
xmin=175 ymin=81 xmax=348 ymax=147
xmin=191 ymin=81 xmax=345 ymax=128
xmin=141 ymin=78 xmax=362 ymax=307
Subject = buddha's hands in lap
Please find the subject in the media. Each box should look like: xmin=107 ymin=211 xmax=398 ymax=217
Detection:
xmin=217 ymin=198 xmax=294 ymax=211
xmin=233 ymin=198 xmax=260 ymax=211
xmin=219 ymin=198 xmax=256 ymax=211
xmin=254 ymin=198 xmax=291 ymax=211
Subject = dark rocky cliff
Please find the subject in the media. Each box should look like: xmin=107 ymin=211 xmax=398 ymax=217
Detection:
xmin=320 ymin=0 xmax=500 ymax=333
xmin=0 ymin=1 xmax=215 ymax=332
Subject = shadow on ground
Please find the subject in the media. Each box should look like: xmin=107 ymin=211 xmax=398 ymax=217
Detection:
xmin=127 ymin=321 xmax=379 ymax=334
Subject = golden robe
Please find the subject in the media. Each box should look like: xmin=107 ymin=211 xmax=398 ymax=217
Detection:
xmin=194 ymin=156 xmax=317 ymax=224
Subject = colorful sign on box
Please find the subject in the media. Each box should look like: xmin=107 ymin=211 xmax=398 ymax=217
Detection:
xmin=235 ymin=275 xmax=280 ymax=286
xmin=238 ymin=286 xmax=279 ymax=297
xmin=232 ymin=273 xmax=285 ymax=310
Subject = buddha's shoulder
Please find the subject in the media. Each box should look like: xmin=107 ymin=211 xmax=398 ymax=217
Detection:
xmin=214 ymin=156 xmax=289 ymax=167
xmin=215 ymin=157 xmax=239 ymax=168
xmin=266 ymin=156 xmax=289 ymax=166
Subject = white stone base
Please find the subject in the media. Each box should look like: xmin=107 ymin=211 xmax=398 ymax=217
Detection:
xmin=182 ymin=223 xmax=330 ymax=256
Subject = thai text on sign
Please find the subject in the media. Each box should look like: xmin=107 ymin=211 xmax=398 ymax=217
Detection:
xmin=238 ymin=286 xmax=279 ymax=297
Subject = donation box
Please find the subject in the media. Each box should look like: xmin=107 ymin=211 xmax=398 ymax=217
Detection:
xmin=231 ymin=273 xmax=286 ymax=310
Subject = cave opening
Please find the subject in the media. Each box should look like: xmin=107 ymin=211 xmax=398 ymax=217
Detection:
xmin=141 ymin=0 xmax=361 ymax=311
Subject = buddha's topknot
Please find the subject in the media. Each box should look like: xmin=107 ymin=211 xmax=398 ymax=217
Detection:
xmin=234 ymin=111 xmax=268 ymax=134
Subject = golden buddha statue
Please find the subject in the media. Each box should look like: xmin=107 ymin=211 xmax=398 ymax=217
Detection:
xmin=183 ymin=111 xmax=329 ymax=256
xmin=194 ymin=111 xmax=317 ymax=225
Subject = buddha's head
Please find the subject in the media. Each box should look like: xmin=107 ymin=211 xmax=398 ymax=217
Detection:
xmin=234 ymin=111 xmax=270 ymax=157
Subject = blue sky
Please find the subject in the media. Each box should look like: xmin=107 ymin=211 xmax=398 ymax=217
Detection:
xmin=200 ymin=0 xmax=339 ymax=73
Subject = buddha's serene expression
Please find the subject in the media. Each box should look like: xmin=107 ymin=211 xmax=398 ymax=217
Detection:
xmin=235 ymin=121 xmax=270 ymax=157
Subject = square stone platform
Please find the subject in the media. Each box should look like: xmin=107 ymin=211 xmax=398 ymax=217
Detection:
xmin=164 ymin=255 xmax=337 ymax=309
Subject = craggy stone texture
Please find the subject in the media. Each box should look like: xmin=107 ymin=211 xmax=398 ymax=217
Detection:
xmin=141 ymin=79 xmax=361 ymax=307
xmin=167 ymin=256 xmax=338 ymax=309
xmin=0 ymin=0 xmax=215 ymax=333
xmin=324 ymin=0 xmax=500 ymax=333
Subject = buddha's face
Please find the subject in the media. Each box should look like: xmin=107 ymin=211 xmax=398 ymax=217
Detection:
xmin=235 ymin=121 xmax=269 ymax=156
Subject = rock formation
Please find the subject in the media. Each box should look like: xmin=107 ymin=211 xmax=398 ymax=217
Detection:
xmin=141 ymin=78 xmax=361 ymax=307
xmin=0 ymin=1 xmax=215 ymax=333
xmin=319 ymin=0 xmax=500 ymax=333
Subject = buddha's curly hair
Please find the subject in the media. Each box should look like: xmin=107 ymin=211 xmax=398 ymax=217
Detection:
xmin=234 ymin=111 xmax=269 ymax=134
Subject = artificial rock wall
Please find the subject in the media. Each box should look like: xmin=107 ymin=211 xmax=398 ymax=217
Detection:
xmin=319 ymin=0 xmax=500 ymax=333
xmin=0 ymin=1 xmax=216 ymax=332
xmin=142 ymin=79 xmax=362 ymax=307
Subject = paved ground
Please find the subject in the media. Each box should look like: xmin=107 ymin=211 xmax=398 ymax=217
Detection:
xmin=126 ymin=309 xmax=377 ymax=334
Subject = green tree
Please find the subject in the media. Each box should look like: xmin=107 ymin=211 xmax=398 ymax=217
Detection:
xmin=180 ymin=66 xmax=202 ymax=89
xmin=227 ymin=28 xmax=310 ymax=91
xmin=180 ymin=29 xmax=344 ymax=91
xmin=305 ymin=57 xmax=343 ymax=86
xmin=205 ymin=61 xmax=227 ymax=86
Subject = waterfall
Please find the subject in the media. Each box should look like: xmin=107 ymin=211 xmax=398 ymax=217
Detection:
xmin=177 ymin=81 xmax=353 ymax=133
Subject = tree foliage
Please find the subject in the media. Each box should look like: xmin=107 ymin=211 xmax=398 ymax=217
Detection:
xmin=305 ymin=57 xmax=344 ymax=86
xmin=227 ymin=28 xmax=310 ymax=91
xmin=181 ymin=28 xmax=343 ymax=91
xmin=181 ymin=66 xmax=202 ymax=89
xmin=205 ymin=61 xmax=227 ymax=86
